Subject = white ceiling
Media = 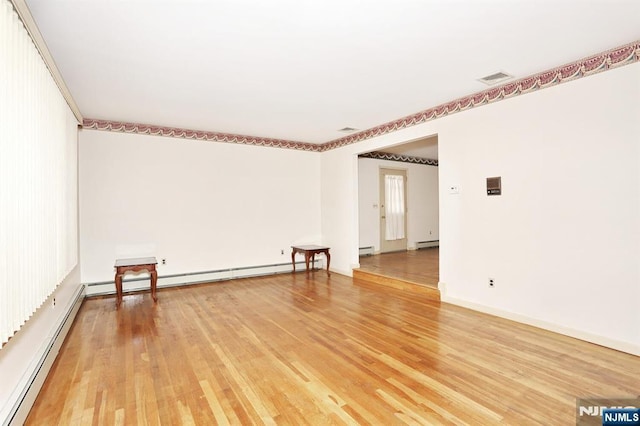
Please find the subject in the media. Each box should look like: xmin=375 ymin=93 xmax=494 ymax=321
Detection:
xmin=25 ymin=0 xmax=640 ymax=145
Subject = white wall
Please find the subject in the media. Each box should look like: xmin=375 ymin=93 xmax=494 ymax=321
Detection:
xmin=79 ymin=130 xmax=321 ymax=284
xmin=320 ymin=63 xmax=640 ymax=354
xmin=320 ymin=151 xmax=360 ymax=275
xmin=358 ymin=158 xmax=439 ymax=252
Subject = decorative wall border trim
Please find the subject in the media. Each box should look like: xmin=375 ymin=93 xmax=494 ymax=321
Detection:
xmin=322 ymin=40 xmax=640 ymax=151
xmin=359 ymin=151 xmax=438 ymax=166
xmin=83 ymin=40 xmax=639 ymax=152
xmin=81 ymin=119 xmax=322 ymax=152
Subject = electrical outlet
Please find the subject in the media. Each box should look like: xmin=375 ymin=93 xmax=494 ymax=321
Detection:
xmin=52 ymin=297 xmax=56 ymax=308
xmin=162 ymin=258 xmax=166 ymax=265
xmin=489 ymin=278 xmax=495 ymax=287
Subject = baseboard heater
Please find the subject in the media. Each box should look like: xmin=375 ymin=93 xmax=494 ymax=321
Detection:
xmin=416 ymin=240 xmax=439 ymax=249
xmin=84 ymin=259 xmax=322 ymax=297
xmin=359 ymin=246 xmax=375 ymax=256
xmin=5 ymin=284 xmax=85 ymax=426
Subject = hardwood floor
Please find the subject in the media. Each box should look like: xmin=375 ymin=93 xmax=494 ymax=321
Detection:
xmin=358 ymin=248 xmax=439 ymax=287
xmin=27 ymin=272 xmax=638 ymax=425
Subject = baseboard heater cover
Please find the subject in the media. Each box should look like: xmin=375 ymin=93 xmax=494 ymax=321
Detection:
xmin=359 ymin=246 xmax=375 ymax=256
xmin=416 ymin=240 xmax=439 ymax=249
xmin=85 ymin=260 xmax=322 ymax=297
xmin=4 ymin=284 xmax=85 ymax=426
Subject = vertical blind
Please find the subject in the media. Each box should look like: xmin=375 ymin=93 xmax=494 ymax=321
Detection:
xmin=0 ymin=0 xmax=78 ymax=346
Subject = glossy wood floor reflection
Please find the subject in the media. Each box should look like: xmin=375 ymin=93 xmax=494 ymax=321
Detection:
xmin=358 ymin=248 xmax=439 ymax=287
xmin=28 ymin=273 xmax=638 ymax=425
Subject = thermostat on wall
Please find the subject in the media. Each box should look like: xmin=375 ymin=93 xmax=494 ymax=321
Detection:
xmin=487 ymin=176 xmax=501 ymax=195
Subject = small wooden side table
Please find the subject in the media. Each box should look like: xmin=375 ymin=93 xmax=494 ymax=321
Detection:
xmin=114 ymin=257 xmax=158 ymax=307
xmin=291 ymin=245 xmax=331 ymax=275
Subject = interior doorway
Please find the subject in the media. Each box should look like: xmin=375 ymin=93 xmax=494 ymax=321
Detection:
xmin=357 ymin=134 xmax=439 ymax=287
xmin=379 ymin=168 xmax=407 ymax=253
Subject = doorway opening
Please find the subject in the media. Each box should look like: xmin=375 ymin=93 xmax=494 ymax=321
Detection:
xmin=356 ymin=135 xmax=439 ymax=288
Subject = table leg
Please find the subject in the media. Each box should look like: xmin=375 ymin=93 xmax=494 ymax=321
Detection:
xmin=305 ymin=252 xmax=310 ymax=273
xmin=291 ymin=250 xmax=296 ymax=272
xmin=325 ymin=250 xmax=331 ymax=275
xmin=115 ymin=272 xmax=123 ymax=307
xmin=311 ymin=253 xmax=316 ymax=271
xmin=150 ymin=268 xmax=158 ymax=302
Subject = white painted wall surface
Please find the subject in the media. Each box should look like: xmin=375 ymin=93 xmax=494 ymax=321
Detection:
xmin=79 ymin=131 xmax=321 ymax=283
xmin=320 ymin=151 xmax=360 ymax=275
xmin=320 ymin=63 xmax=640 ymax=354
xmin=358 ymin=158 xmax=439 ymax=252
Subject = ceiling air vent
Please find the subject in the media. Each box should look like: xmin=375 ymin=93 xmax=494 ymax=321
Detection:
xmin=478 ymin=71 xmax=513 ymax=86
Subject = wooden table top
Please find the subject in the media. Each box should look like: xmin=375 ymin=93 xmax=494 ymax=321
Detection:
xmin=291 ymin=245 xmax=329 ymax=251
xmin=114 ymin=257 xmax=158 ymax=267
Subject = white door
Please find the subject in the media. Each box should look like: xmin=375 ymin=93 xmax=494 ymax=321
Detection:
xmin=380 ymin=168 xmax=407 ymax=253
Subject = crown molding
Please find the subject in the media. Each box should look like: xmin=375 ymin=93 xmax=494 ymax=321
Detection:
xmin=83 ymin=40 xmax=639 ymax=152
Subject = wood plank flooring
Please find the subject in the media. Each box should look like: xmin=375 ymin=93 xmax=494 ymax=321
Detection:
xmin=27 ymin=272 xmax=639 ymax=425
xmin=352 ymin=268 xmax=441 ymax=300
xmin=358 ymin=248 xmax=439 ymax=287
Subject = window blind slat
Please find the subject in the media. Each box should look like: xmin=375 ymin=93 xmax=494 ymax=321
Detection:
xmin=0 ymin=0 xmax=78 ymax=347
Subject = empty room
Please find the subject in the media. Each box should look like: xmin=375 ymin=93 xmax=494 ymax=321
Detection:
xmin=1 ymin=0 xmax=639 ymax=424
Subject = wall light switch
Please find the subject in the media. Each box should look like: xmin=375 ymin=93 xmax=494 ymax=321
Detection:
xmin=449 ymin=185 xmax=460 ymax=194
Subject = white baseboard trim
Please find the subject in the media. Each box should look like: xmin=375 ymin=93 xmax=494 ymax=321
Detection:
xmin=440 ymin=291 xmax=639 ymax=356
xmin=4 ymin=284 xmax=85 ymax=426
